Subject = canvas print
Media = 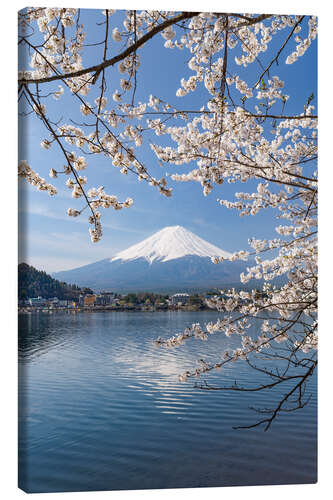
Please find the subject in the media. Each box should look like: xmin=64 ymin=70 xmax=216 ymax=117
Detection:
xmin=18 ymin=6 xmax=318 ymax=493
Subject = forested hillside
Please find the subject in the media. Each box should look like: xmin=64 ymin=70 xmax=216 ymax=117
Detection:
xmin=18 ymin=263 xmax=93 ymax=300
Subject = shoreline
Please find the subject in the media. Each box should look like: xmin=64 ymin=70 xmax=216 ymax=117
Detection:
xmin=18 ymin=306 xmax=218 ymax=314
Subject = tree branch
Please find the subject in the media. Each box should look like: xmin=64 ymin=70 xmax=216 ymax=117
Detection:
xmin=19 ymin=11 xmax=199 ymax=86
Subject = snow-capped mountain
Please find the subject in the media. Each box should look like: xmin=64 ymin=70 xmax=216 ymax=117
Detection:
xmin=111 ymin=225 xmax=232 ymax=264
xmin=53 ymin=226 xmax=248 ymax=292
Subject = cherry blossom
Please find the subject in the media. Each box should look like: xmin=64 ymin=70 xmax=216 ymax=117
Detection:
xmin=18 ymin=9 xmax=317 ymax=428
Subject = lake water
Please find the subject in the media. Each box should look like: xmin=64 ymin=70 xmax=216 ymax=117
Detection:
xmin=18 ymin=311 xmax=317 ymax=493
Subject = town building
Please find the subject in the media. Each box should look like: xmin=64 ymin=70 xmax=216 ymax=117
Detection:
xmin=170 ymin=293 xmax=190 ymax=306
xmin=28 ymin=297 xmax=46 ymax=307
xmin=95 ymin=295 xmax=110 ymax=306
xmin=84 ymin=294 xmax=96 ymax=307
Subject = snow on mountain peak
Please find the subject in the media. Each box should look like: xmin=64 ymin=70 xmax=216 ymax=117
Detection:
xmin=110 ymin=225 xmax=232 ymax=264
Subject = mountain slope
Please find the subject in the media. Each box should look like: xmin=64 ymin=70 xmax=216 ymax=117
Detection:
xmin=53 ymin=226 xmax=249 ymax=292
xmin=111 ymin=225 xmax=232 ymax=263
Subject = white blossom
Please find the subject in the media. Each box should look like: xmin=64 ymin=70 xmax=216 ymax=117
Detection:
xmin=112 ymin=27 xmax=122 ymax=42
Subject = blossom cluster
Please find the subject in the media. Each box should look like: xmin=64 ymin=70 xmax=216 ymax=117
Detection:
xmin=19 ymin=7 xmax=93 ymax=95
xmin=18 ymin=160 xmax=57 ymax=196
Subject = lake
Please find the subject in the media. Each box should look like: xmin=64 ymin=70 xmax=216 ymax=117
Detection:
xmin=18 ymin=311 xmax=317 ymax=493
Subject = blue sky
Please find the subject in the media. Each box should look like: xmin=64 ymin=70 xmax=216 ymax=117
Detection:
xmin=18 ymin=8 xmax=317 ymax=273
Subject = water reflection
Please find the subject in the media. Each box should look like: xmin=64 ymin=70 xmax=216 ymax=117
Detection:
xmin=18 ymin=311 xmax=317 ymax=493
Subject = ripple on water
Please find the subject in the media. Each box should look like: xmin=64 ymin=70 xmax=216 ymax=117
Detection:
xmin=18 ymin=311 xmax=317 ymax=493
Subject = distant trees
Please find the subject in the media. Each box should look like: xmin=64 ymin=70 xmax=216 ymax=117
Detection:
xmin=123 ymin=292 xmax=168 ymax=305
xmin=18 ymin=263 xmax=93 ymax=300
xmin=189 ymin=294 xmax=204 ymax=308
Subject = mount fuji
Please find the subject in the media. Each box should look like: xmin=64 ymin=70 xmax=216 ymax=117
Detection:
xmin=53 ymin=226 xmax=250 ymax=292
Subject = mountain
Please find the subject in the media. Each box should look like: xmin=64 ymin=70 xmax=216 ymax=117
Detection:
xmin=18 ymin=263 xmax=94 ymax=300
xmin=111 ymin=225 xmax=232 ymax=263
xmin=53 ymin=226 xmax=251 ymax=293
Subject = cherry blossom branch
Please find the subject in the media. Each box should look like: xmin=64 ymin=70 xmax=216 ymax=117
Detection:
xmin=19 ymin=11 xmax=198 ymax=85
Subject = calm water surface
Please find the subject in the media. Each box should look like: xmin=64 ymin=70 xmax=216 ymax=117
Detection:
xmin=18 ymin=311 xmax=317 ymax=493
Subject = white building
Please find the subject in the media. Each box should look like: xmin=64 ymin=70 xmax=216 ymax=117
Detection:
xmin=29 ymin=297 xmax=46 ymax=306
xmin=170 ymin=293 xmax=190 ymax=305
